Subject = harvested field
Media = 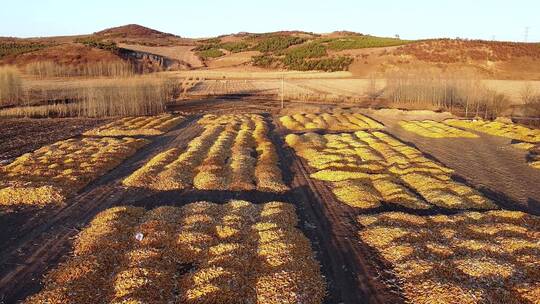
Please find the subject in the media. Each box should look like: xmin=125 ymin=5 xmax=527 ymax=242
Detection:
xmin=0 ymin=137 xmax=148 ymax=206
xmin=83 ymin=114 xmax=185 ymax=136
xmin=279 ymin=112 xmax=384 ymax=132
xmin=0 ymin=118 xmax=107 ymax=162
xmin=286 ymin=131 xmax=496 ymax=210
xmin=358 ymin=210 xmax=540 ymax=304
xmin=187 ymin=79 xmax=281 ymax=96
xmin=124 ymin=114 xmax=288 ymax=192
xmin=23 ymin=201 xmax=326 ymax=304
xmin=445 ymin=119 xmax=540 ymax=143
xmin=399 ymin=120 xmax=478 ymax=138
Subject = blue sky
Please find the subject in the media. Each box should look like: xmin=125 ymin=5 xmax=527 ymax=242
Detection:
xmin=1 ymin=0 xmax=539 ymax=42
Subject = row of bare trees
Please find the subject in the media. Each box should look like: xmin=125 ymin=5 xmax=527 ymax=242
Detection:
xmin=0 ymin=66 xmax=23 ymax=106
xmin=0 ymin=65 xmax=179 ymax=118
xmin=24 ymin=61 xmax=134 ymax=78
xmin=381 ymin=69 xmax=515 ymax=119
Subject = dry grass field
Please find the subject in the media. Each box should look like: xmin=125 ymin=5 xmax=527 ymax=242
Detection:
xmin=173 ymin=75 xmax=540 ymax=106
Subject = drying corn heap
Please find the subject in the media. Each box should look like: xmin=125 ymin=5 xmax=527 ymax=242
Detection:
xmin=399 ymin=120 xmax=478 ymax=138
xmin=358 ymin=210 xmax=540 ymax=304
xmin=25 ymin=201 xmax=326 ymax=304
xmin=84 ymin=114 xmax=185 ymax=136
xmin=286 ymin=131 xmax=496 ymax=210
xmin=0 ymin=137 xmax=148 ymax=206
xmin=279 ymin=112 xmax=384 ymax=131
xmin=445 ymin=119 xmax=540 ymax=143
xmin=124 ymin=114 xmax=288 ymax=192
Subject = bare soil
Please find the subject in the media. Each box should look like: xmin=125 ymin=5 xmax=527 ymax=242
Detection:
xmin=0 ymin=117 xmax=108 ymax=163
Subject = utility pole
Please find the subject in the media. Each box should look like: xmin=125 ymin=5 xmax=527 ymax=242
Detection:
xmin=281 ymin=75 xmax=284 ymax=109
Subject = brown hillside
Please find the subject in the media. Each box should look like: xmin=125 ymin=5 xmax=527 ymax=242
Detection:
xmin=2 ymin=43 xmax=124 ymax=66
xmin=340 ymin=44 xmax=540 ymax=80
xmin=95 ymin=24 xmax=177 ymax=39
xmin=93 ymin=24 xmax=192 ymax=46
xmin=2 ymin=25 xmax=540 ymax=80
xmin=324 ymin=31 xmax=364 ymax=38
xmin=394 ymin=39 xmax=540 ymax=63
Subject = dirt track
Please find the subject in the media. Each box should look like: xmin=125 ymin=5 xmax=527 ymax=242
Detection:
xmin=1 ymin=101 xmax=539 ymax=303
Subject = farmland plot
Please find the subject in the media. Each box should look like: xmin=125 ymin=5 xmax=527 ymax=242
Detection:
xmin=445 ymin=119 xmax=540 ymax=143
xmin=187 ymin=79 xmax=315 ymax=97
xmin=124 ymin=114 xmax=288 ymax=192
xmin=279 ymin=112 xmax=384 ymax=132
xmin=83 ymin=114 xmax=185 ymax=136
xmin=358 ymin=210 xmax=540 ymax=304
xmin=188 ymin=80 xmax=261 ymax=96
xmin=286 ymin=131 xmax=496 ymax=210
xmin=0 ymin=137 xmax=148 ymax=206
xmin=24 ymin=201 xmax=326 ymax=304
xmin=399 ymin=120 xmax=478 ymax=138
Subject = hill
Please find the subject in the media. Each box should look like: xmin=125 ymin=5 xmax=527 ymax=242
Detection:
xmin=1 ymin=24 xmax=540 ymax=79
xmin=94 ymin=24 xmax=178 ymax=39
xmin=92 ymin=24 xmax=192 ymax=46
xmin=2 ymin=43 xmax=123 ymax=66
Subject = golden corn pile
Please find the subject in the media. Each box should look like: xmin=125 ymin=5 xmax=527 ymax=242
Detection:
xmin=124 ymin=114 xmax=288 ymax=192
xmin=84 ymin=114 xmax=185 ymax=136
xmin=399 ymin=120 xmax=478 ymax=138
xmin=445 ymin=119 xmax=540 ymax=143
xmin=197 ymin=113 xmax=261 ymax=126
xmin=358 ymin=210 xmax=540 ymax=304
xmin=0 ymin=137 xmax=148 ymax=206
xmin=24 ymin=201 xmax=326 ymax=304
xmin=279 ymin=112 xmax=384 ymax=131
xmin=286 ymin=131 xmax=495 ymax=210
